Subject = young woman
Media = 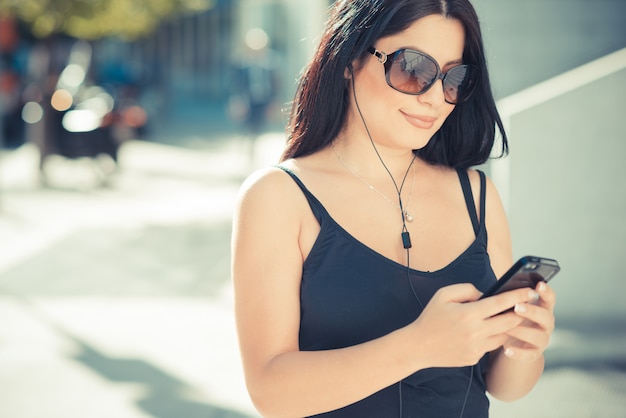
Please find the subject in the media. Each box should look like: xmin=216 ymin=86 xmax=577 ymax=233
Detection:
xmin=231 ymin=1 xmax=556 ymax=417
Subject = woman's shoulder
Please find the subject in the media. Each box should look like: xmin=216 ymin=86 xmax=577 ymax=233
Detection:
xmin=238 ymin=164 xmax=293 ymax=195
xmin=453 ymin=167 xmax=496 ymax=195
xmin=464 ymin=167 xmax=500 ymax=202
xmin=235 ymin=163 xmax=309 ymax=215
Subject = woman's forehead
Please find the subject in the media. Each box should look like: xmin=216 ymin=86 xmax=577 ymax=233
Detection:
xmin=377 ymin=15 xmax=466 ymax=64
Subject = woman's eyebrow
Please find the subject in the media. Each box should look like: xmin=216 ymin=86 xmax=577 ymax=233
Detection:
xmin=445 ymin=58 xmax=464 ymax=67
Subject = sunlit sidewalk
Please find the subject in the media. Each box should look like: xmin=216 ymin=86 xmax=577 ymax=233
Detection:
xmin=0 ymin=135 xmax=284 ymax=275
xmin=0 ymin=135 xmax=284 ymax=418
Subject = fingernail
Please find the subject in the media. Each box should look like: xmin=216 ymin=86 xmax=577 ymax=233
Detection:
xmin=538 ymin=281 xmax=547 ymax=292
xmin=528 ymin=290 xmax=540 ymax=300
xmin=514 ymin=303 xmax=526 ymax=313
xmin=505 ymin=348 xmax=514 ymax=357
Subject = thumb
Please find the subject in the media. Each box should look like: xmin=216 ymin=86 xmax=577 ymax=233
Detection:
xmin=435 ymin=283 xmax=483 ymax=303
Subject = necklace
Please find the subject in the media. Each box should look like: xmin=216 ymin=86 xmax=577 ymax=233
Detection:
xmin=332 ymin=142 xmax=416 ymax=223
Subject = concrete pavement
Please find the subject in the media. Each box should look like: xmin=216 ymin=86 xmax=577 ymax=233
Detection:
xmin=0 ymin=131 xmax=282 ymax=418
xmin=0 ymin=126 xmax=625 ymax=417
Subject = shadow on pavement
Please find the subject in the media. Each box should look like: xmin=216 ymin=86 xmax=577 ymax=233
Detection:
xmin=0 ymin=220 xmax=254 ymax=416
xmin=8 ymin=293 xmax=253 ymax=418
xmin=72 ymin=339 xmax=252 ymax=418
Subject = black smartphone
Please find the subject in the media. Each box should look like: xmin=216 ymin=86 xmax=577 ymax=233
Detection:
xmin=480 ymin=255 xmax=560 ymax=299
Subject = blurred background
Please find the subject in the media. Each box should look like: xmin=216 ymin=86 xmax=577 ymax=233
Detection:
xmin=0 ymin=0 xmax=624 ymax=417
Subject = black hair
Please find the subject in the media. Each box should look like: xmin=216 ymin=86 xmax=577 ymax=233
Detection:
xmin=280 ymin=0 xmax=508 ymax=169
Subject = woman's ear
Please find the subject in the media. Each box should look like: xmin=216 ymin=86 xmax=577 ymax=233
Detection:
xmin=344 ymin=62 xmax=353 ymax=79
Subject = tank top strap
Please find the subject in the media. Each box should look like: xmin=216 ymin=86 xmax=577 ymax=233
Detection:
xmin=456 ymin=168 xmax=486 ymax=237
xmin=275 ymin=165 xmax=327 ymax=223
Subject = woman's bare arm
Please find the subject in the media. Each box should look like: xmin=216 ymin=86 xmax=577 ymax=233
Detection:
xmin=482 ymin=173 xmax=556 ymax=401
xmin=232 ymin=168 xmax=429 ymax=417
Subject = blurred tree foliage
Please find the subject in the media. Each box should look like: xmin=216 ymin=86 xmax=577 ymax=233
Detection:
xmin=0 ymin=0 xmax=215 ymax=40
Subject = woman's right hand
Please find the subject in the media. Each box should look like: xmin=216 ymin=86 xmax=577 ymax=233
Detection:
xmin=407 ymin=283 xmax=540 ymax=368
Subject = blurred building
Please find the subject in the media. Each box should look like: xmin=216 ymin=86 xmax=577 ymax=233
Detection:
xmin=107 ymin=0 xmax=624 ymax=115
xmin=95 ymin=0 xmax=330 ymax=105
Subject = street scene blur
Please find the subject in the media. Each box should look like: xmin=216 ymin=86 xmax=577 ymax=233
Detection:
xmin=1 ymin=1 xmax=625 ymax=417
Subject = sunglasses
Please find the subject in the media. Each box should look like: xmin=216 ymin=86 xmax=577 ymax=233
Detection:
xmin=367 ymin=47 xmax=479 ymax=104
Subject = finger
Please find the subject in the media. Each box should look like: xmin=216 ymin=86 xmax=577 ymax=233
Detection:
xmin=484 ymin=334 xmax=510 ymax=353
xmin=505 ymin=325 xmax=550 ymax=350
xmin=535 ymin=281 xmax=556 ymax=310
xmin=436 ymin=283 xmax=483 ymax=303
xmin=478 ymin=287 xmax=540 ymax=318
xmin=502 ymin=344 xmax=543 ymax=363
xmin=513 ymin=303 xmax=555 ymax=333
xmin=484 ymin=311 xmax=525 ymax=335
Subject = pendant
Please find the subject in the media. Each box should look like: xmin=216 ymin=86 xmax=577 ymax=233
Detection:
xmin=404 ymin=211 xmax=414 ymax=223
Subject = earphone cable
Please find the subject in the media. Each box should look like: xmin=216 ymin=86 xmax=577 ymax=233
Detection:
xmin=349 ymin=70 xmax=416 ymax=228
xmin=459 ymin=365 xmax=474 ymax=418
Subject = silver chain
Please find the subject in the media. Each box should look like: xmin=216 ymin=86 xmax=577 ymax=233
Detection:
xmin=332 ymin=142 xmax=416 ymax=222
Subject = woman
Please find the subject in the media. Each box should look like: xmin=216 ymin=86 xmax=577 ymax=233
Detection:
xmin=231 ymin=1 xmax=556 ymax=417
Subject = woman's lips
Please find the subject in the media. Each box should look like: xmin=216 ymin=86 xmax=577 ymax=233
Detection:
xmin=401 ymin=110 xmax=437 ymax=130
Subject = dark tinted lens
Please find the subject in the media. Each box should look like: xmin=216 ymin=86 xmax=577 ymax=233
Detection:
xmin=387 ymin=50 xmax=437 ymax=94
xmin=443 ymin=65 xmax=478 ymax=104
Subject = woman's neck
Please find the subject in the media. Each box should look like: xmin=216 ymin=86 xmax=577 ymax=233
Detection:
xmin=332 ymin=128 xmax=421 ymax=184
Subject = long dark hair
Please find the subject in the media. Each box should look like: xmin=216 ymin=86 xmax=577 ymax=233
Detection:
xmin=280 ymin=0 xmax=508 ymax=169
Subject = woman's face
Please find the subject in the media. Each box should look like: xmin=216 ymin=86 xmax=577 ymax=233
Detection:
xmin=350 ymin=14 xmax=467 ymax=151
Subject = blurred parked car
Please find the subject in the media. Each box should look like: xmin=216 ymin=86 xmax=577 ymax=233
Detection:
xmin=20 ymin=39 xmax=148 ymax=183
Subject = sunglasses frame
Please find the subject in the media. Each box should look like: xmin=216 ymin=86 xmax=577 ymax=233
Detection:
xmin=367 ymin=46 xmax=478 ymax=104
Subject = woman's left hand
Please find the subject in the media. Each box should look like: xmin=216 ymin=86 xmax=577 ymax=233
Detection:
xmin=501 ymin=282 xmax=556 ymax=362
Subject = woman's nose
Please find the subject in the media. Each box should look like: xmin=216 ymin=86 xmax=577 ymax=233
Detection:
xmin=417 ymin=78 xmax=447 ymax=106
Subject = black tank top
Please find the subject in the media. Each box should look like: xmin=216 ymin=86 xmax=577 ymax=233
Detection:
xmin=277 ymin=166 xmax=497 ymax=418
